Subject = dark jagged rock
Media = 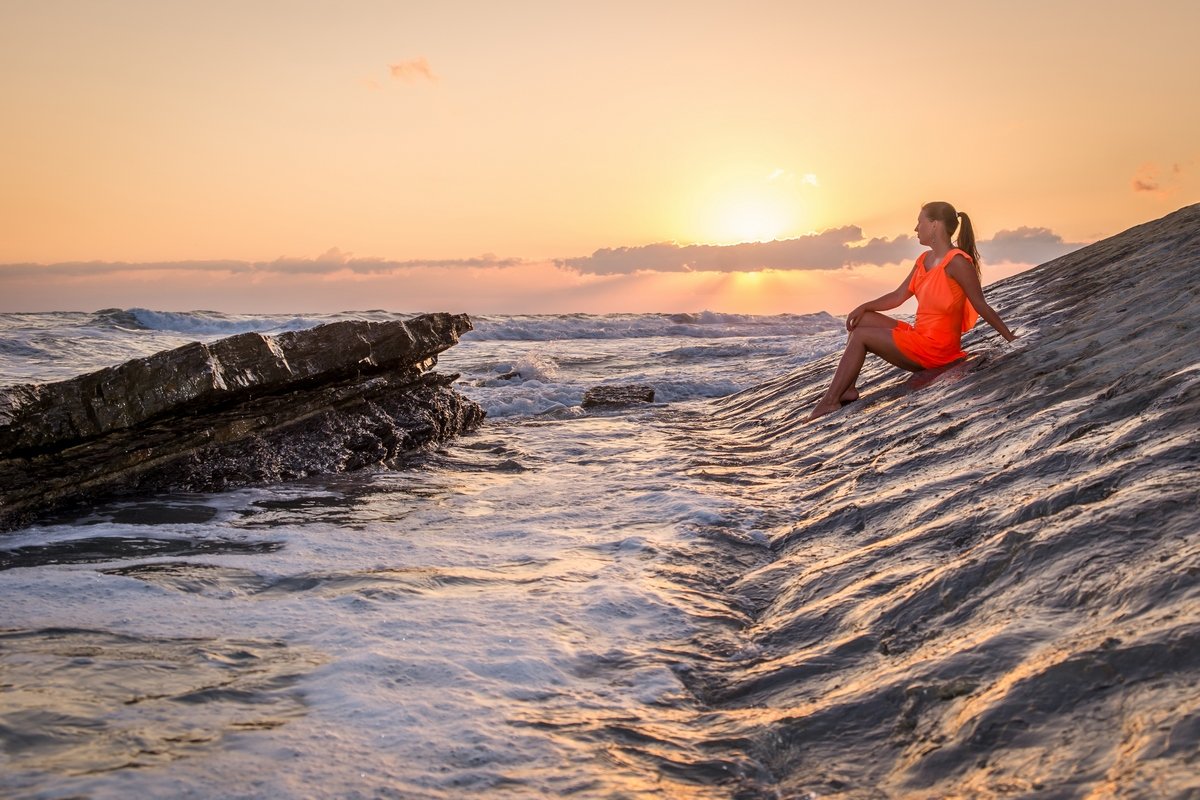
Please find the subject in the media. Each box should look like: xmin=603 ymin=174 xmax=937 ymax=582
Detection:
xmin=0 ymin=314 xmax=485 ymax=532
xmin=581 ymin=384 xmax=656 ymax=409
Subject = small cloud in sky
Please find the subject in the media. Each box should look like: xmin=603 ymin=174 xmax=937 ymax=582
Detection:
xmin=1132 ymin=164 xmax=1160 ymax=193
xmin=1131 ymin=161 xmax=1187 ymax=196
xmin=389 ymin=57 xmax=438 ymax=83
xmin=764 ymin=169 xmax=819 ymax=187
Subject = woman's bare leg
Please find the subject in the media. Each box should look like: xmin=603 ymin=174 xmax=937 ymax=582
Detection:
xmin=834 ymin=312 xmax=902 ymax=404
xmin=807 ymin=325 xmax=923 ymax=421
xmin=852 ymin=311 xmax=901 ymax=330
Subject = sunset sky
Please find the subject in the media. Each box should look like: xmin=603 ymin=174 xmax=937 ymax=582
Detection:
xmin=2 ymin=1 xmax=1197 ymax=314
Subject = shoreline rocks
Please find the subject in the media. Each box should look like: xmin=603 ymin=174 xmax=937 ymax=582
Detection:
xmin=581 ymin=384 xmax=656 ymax=409
xmin=0 ymin=314 xmax=485 ymax=532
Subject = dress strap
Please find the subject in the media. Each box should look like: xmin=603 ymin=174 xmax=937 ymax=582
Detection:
xmin=940 ymin=248 xmax=973 ymax=267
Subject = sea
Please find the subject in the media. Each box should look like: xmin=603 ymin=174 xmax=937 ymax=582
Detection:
xmin=0 ymin=308 xmax=848 ymax=799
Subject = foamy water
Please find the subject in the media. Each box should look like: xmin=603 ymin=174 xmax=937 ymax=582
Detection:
xmin=0 ymin=309 xmax=842 ymax=798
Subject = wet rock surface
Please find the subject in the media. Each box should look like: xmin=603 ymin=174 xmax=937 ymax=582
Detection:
xmin=0 ymin=314 xmax=485 ymax=531
xmin=581 ymin=384 xmax=656 ymax=409
xmin=690 ymin=203 xmax=1200 ymax=797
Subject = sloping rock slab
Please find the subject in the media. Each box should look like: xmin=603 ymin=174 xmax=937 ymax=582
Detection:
xmin=0 ymin=314 xmax=484 ymax=532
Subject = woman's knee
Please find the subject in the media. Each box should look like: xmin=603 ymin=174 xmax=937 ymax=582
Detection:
xmin=858 ymin=311 xmax=898 ymax=329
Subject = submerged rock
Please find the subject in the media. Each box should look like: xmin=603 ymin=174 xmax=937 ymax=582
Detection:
xmin=581 ymin=384 xmax=656 ymax=409
xmin=0 ymin=314 xmax=485 ymax=532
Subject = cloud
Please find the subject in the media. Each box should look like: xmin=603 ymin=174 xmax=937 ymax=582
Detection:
xmin=556 ymin=228 xmax=920 ymax=275
xmin=266 ymin=252 xmax=522 ymax=275
xmin=0 ymin=229 xmax=1086 ymax=315
xmin=556 ymin=223 xmax=1090 ymax=276
xmin=765 ymin=169 xmax=819 ymax=186
xmin=1132 ymin=162 xmax=1162 ymax=193
xmin=389 ymin=57 xmax=438 ymax=83
xmin=0 ymin=260 xmax=254 ymax=278
xmin=0 ymin=253 xmax=523 ymax=279
xmin=981 ymin=227 xmax=1086 ymax=265
xmin=1131 ymin=161 xmax=1188 ymax=196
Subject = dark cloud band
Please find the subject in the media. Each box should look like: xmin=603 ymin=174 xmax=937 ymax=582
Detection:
xmin=0 ymin=225 xmax=1085 ymax=280
xmin=556 ymin=226 xmax=1086 ymax=274
xmin=0 ymin=255 xmax=524 ymax=279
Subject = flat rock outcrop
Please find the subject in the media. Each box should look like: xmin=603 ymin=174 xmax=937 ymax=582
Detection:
xmin=0 ymin=314 xmax=485 ymax=531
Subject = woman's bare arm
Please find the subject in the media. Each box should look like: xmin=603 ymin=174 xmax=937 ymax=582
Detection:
xmin=946 ymin=257 xmax=1016 ymax=341
xmin=847 ymin=266 xmax=917 ymax=330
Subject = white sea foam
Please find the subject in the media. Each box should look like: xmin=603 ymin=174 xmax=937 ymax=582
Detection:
xmin=116 ymin=308 xmax=327 ymax=335
xmin=0 ymin=412 xmax=745 ymax=797
xmin=0 ymin=308 xmax=841 ymax=795
xmin=466 ymin=310 xmax=841 ymax=341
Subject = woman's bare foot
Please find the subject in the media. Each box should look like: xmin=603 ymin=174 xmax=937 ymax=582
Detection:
xmin=840 ymin=387 xmax=860 ymax=405
xmin=806 ymin=401 xmax=842 ymax=421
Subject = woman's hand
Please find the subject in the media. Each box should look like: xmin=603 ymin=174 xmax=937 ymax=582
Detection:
xmin=846 ymin=305 xmax=866 ymax=331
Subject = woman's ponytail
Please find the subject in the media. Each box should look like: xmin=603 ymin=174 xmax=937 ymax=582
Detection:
xmin=956 ymin=211 xmax=981 ymax=275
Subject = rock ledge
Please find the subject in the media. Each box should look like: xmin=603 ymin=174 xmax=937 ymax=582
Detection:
xmin=0 ymin=314 xmax=485 ymax=531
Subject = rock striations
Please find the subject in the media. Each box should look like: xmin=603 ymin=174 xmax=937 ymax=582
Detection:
xmin=692 ymin=204 xmax=1200 ymax=797
xmin=0 ymin=313 xmax=485 ymax=532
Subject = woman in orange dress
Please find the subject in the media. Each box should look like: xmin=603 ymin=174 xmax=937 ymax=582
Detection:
xmin=807 ymin=201 xmax=1016 ymax=421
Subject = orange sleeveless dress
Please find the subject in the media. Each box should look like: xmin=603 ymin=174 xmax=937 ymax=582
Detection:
xmin=891 ymin=248 xmax=979 ymax=369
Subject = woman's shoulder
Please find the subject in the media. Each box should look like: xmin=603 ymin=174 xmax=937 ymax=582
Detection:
xmin=944 ymin=253 xmax=979 ymax=285
xmin=945 ymin=248 xmax=974 ymax=265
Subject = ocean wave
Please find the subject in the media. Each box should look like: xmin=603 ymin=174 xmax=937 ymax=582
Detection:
xmin=89 ymin=308 xmax=329 ymax=335
xmin=467 ymin=311 xmax=842 ymax=341
xmin=46 ymin=308 xmax=843 ymax=343
xmin=0 ymin=338 xmax=53 ymax=359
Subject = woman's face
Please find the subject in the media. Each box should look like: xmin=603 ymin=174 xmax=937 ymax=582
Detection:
xmin=914 ymin=213 xmax=937 ymax=246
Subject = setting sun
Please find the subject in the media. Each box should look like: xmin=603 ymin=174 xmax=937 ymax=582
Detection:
xmin=716 ymin=196 xmax=790 ymax=243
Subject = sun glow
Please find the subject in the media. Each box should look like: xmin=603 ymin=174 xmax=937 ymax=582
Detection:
xmin=718 ymin=199 xmax=788 ymax=244
xmin=685 ymin=168 xmax=813 ymax=246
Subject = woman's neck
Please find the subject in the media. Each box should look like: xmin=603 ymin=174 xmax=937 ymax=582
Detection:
xmin=929 ymin=237 xmax=954 ymax=261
